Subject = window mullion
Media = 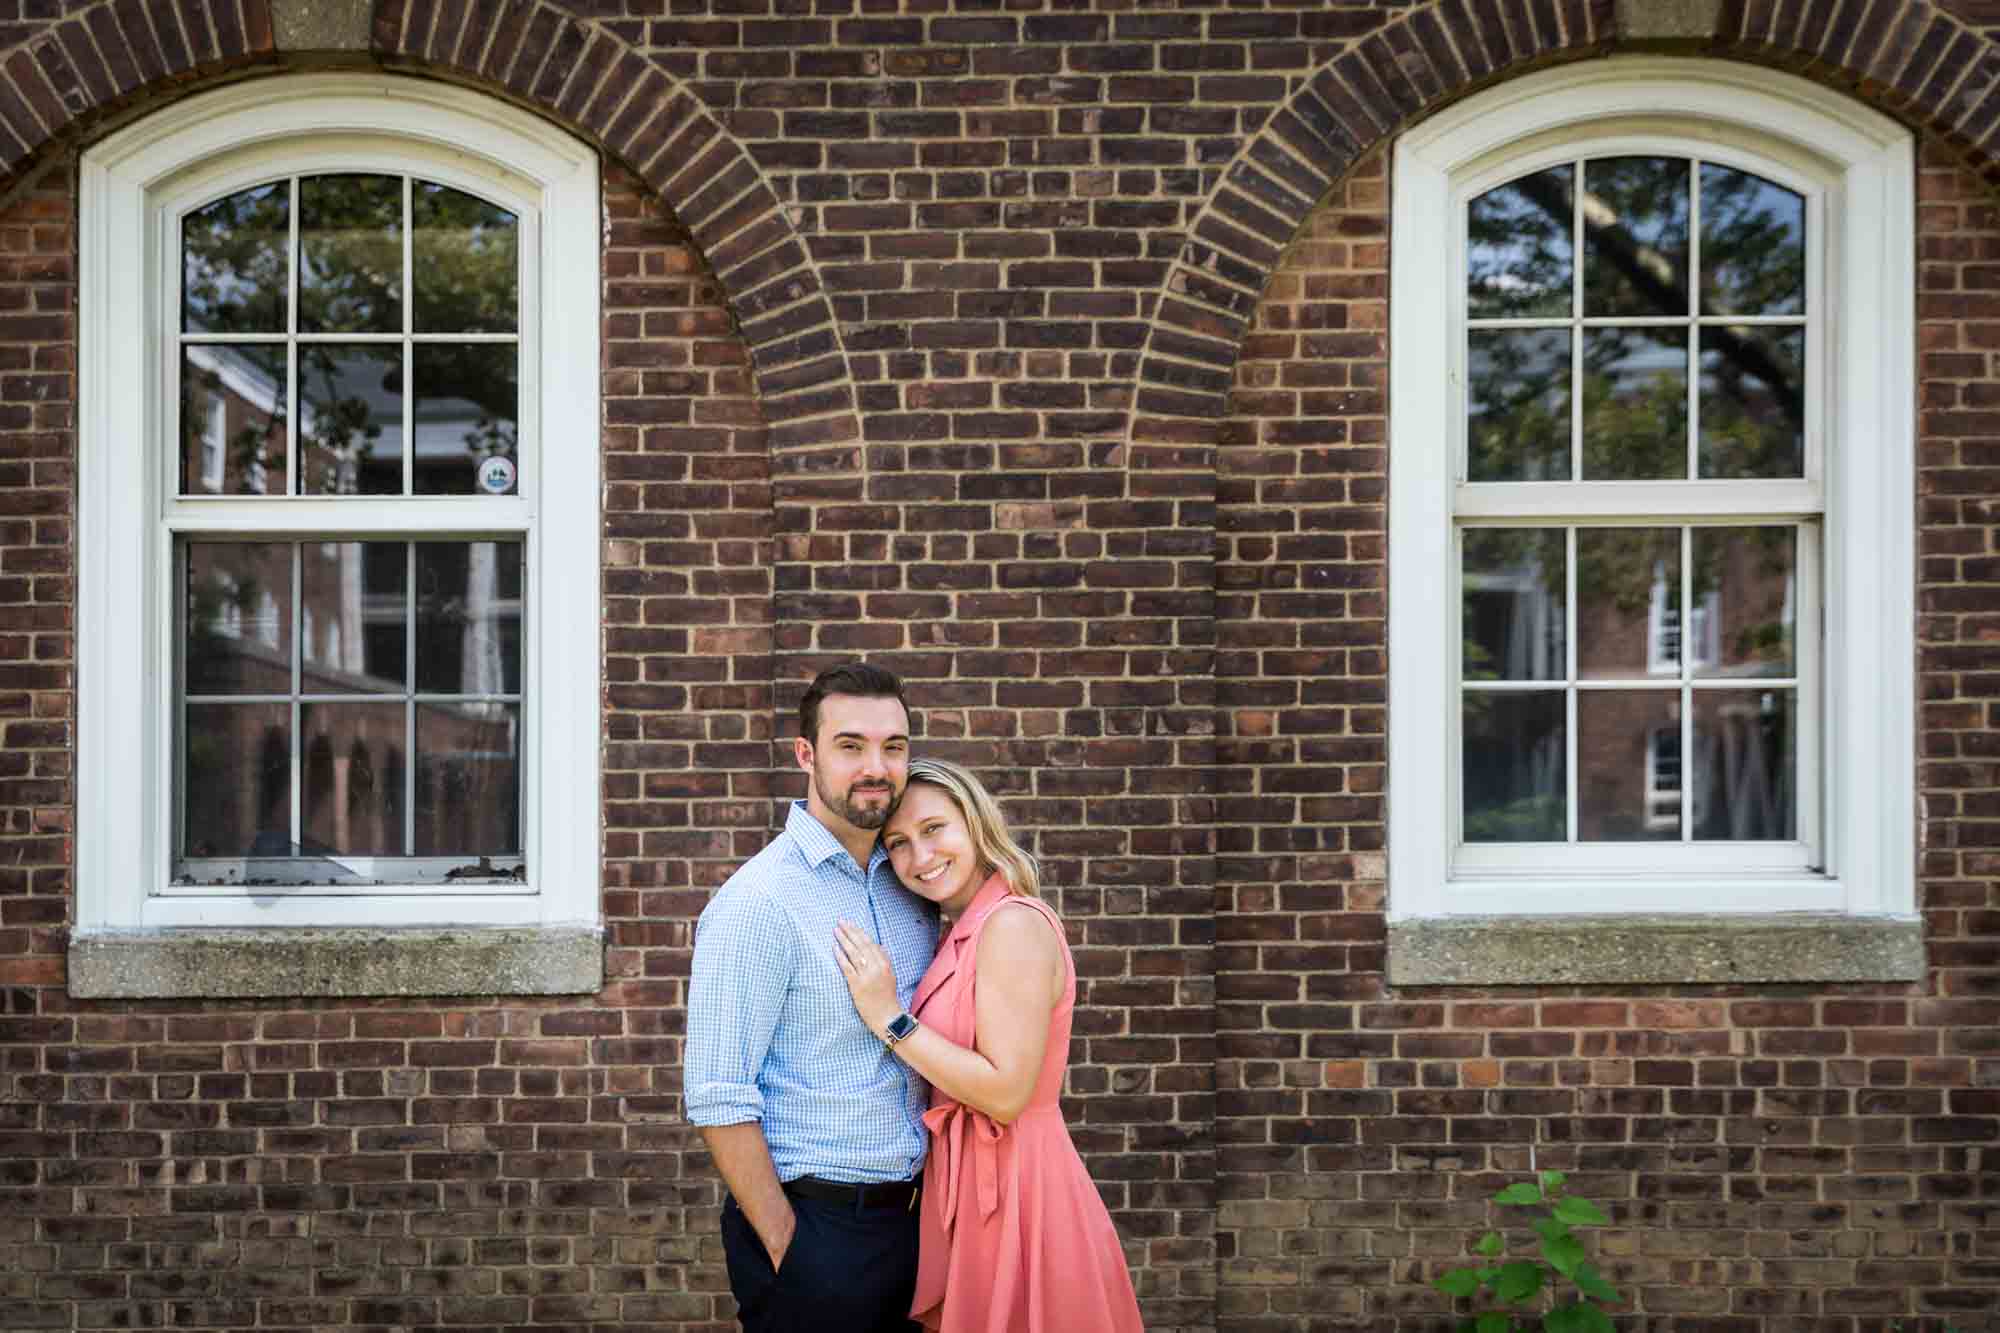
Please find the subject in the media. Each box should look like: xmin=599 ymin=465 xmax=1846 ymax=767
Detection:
xmin=289 ymin=542 xmax=302 ymax=856
xmin=1565 ymin=525 xmax=1578 ymax=845
xmin=287 ymin=176 xmax=300 ymax=495
xmin=405 ymin=540 xmax=416 ymax=859
xmin=1687 ymin=156 xmax=1702 ymax=483
xmin=1680 ymin=524 xmax=1694 ymax=844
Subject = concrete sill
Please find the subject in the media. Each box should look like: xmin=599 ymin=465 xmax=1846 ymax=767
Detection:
xmin=1386 ymin=913 xmax=1925 ymax=986
xmin=68 ymin=926 xmax=604 ymax=999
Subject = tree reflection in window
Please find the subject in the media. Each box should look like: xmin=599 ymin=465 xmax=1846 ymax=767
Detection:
xmin=179 ymin=174 xmax=519 ymax=499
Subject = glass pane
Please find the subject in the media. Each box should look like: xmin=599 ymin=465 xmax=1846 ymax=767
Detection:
xmin=1582 ymin=326 xmax=1688 ymax=479
xmin=416 ymin=542 xmax=523 ymax=695
xmin=1692 ymin=688 xmax=1795 ymax=840
xmin=1699 ymin=325 xmax=1804 ymax=479
xmin=183 ymin=702 xmax=290 ymax=858
xmin=1462 ymin=528 xmax=1565 ymax=682
xmin=302 ymin=542 xmax=405 ymax=693
xmin=1462 ymin=691 xmax=1566 ymax=842
xmin=301 ymin=703 xmax=406 ymax=857
xmin=299 ymin=174 xmax=403 ymax=335
xmin=412 ymin=344 xmax=519 ymax=496
xmin=1468 ymin=165 xmax=1574 ymax=320
xmin=297 ymin=344 xmax=405 ymax=495
xmin=182 ymin=182 xmax=288 ymax=335
xmin=1700 ymin=163 xmax=1804 ymax=316
xmin=1467 ymin=329 xmax=1571 ymax=482
xmin=1692 ymin=526 xmax=1796 ymax=678
xmin=1582 ymin=156 xmax=1690 ymax=318
xmin=1576 ymin=528 xmax=1680 ymax=679
xmin=184 ymin=543 xmax=291 ymax=696
xmin=415 ymin=702 xmax=521 ymax=856
xmin=182 ymin=345 xmax=288 ymax=496
xmin=1577 ymin=690 xmax=1681 ymax=841
xmin=413 ymin=182 xmax=519 ymax=334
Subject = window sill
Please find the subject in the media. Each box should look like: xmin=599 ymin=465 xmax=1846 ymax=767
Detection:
xmin=1386 ymin=913 xmax=1924 ymax=986
xmin=67 ymin=925 xmax=604 ymax=999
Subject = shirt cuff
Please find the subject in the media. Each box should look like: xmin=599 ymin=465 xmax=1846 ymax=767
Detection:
xmin=684 ymin=1080 xmax=765 ymax=1126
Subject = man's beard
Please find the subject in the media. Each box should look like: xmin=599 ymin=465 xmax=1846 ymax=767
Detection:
xmin=816 ymin=768 xmax=897 ymax=829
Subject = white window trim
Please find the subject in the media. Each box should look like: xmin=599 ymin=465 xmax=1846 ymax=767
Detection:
xmin=1387 ymin=58 xmax=1914 ymax=922
xmin=77 ymin=75 xmax=601 ymax=934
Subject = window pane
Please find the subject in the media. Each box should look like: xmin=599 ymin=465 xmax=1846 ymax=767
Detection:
xmin=1699 ymin=325 xmax=1804 ymax=479
xmin=416 ymin=542 xmax=523 ymax=695
xmin=1582 ymin=156 xmax=1690 ymax=318
xmin=181 ymin=346 xmax=287 ymax=495
xmin=1462 ymin=528 xmax=1565 ymax=682
xmin=1692 ymin=688 xmax=1794 ymax=840
xmin=1700 ymin=163 xmax=1804 ymax=316
xmin=415 ymin=702 xmax=521 ymax=856
xmin=1692 ymin=526 xmax=1796 ymax=678
xmin=412 ymin=344 xmax=519 ymax=496
xmin=183 ymin=702 xmax=290 ymax=858
xmin=1467 ymin=329 xmax=1571 ymax=481
xmin=413 ymin=183 xmax=519 ymax=333
xmin=1576 ymin=528 xmax=1680 ymax=679
xmin=182 ymin=182 xmax=288 ymax=334
xmin=1582 ymin=326 xmax=1688 ymax=479
xmin=302 ymin=542 xmax=405 ymax=693
xmin=301 ymin=703 xmax=406 ymax=856
xmin=1577 ymin=690 xmax=1681 ymax=841
xmin=1467 ymin=165 xmax=1573 ymax=320
xmin=299 ymin=174 xmax=403 ymax=335
xmin=1463 ymin=691 xmax=1566 ymax=842
xmin=297 ymin=345 xmax=405 ymax=495
xmin=184 ymin=543 xmax=291 ymax=696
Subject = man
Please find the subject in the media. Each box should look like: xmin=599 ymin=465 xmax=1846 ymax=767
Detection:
xmin=685 ymin=663 xmax=937 ymax=1332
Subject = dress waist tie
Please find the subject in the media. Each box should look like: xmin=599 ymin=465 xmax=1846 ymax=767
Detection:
xmin=921 ymin=1101 xmax=1061 ymax=1235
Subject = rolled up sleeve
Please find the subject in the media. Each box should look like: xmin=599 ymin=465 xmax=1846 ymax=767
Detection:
xmin=684 ymin=888 xmax=794 ymax=1127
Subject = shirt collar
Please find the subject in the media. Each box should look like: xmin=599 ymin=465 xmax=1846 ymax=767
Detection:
xmin=786 ymin=799 xmax=888 ymax=873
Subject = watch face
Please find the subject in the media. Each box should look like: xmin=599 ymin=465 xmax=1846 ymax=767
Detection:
xmin=887 ymin=1013 xmax=918 ymax=1041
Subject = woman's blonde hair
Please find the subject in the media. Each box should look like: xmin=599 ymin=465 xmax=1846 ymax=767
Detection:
xmin=901 ymin=758 xmax=1041 ymax=898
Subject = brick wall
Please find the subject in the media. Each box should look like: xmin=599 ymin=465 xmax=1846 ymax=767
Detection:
xmin=0 ymin=0 xmax=1995 ymax=1329
xmin=1209 ymin=139 xmax=2000 ymax=1331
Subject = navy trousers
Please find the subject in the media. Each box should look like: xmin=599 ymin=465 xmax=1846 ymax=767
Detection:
xmin=721 ymin=1191 xmax=921 ymax=1333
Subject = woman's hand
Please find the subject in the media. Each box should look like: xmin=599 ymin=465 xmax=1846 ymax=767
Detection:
xmin=833 ymin=921 xmax=901 ymax=1035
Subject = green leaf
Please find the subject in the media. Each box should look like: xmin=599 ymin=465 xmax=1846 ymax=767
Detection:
xmin=1538 ymin=1169 xmax=1567 ymax=1192
xmin=1494 ymin=1182 xmax=1544 ymax=1206
xmin=1541 ymin=1233 xmax=1586 ymax=1279
xmin=1532 ymin=1217 xmax=1573 ymax=1246
xmin=1475 ymin=1231 xmax=1505 ymax=1257
xmin=1553 ymin=1195 xmax=1610 ymax=1227
xmin=1572 ymin=1264 xmax=1620 ymax=1304
xmin=1571 ymin=1302 xmax=1617 ymax=1333
xmin=1541 ymin=1306 xmax=1582 ymax=1333
xmin=1434 ymin=1268 xmax=1483 ymax=1299
xmin=1493 ymin=1261 xmax=1544 ymax=1303
xmin=1476 ymin=1314 xmax=1514 ymax=1333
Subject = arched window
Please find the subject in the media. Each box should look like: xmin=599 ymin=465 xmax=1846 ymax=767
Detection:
xmin=75 ymin=76 xmax=601 ymax=983
xmin=1386 ymin=60 xmax=1918 ymax=982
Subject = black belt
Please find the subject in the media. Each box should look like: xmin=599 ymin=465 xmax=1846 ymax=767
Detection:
xmin=783 ymin=1175 xmax=919 ymax=1211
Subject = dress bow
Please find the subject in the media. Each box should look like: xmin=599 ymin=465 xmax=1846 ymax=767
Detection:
xmin=922 ymin=1099 xmax=1004 ymax=1233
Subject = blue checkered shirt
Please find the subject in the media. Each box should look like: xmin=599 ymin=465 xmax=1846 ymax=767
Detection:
xmin=684 ymin=801 xmax=938 ymax=1183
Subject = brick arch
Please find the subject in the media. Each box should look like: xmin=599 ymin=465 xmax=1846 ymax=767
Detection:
xmin=370 ymin=0 xmax=856 ymax=458
xmin=0 ymin=0 xmax=854 ymax=461
xmin=1135 ymin=0 xmax=1989 ymax=433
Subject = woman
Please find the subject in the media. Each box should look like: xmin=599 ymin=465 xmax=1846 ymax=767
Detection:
xmin=833 ymin=758 xmax=1145 ymax=1333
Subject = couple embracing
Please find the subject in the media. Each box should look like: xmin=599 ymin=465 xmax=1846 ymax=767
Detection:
xmin=685 ymin=664 xmax=1146 ymax=1333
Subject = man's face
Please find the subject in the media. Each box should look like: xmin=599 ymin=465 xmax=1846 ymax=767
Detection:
xmin=796 ymin=693 xmax=911 ymax=834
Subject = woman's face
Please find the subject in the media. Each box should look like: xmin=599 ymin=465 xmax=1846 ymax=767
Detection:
xmin=883 ymin=784 xmax=983 ymax=916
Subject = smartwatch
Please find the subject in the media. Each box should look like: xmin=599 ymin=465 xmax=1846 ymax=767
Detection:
xmin=883 ymin=1011 xmax=919 ymax=1047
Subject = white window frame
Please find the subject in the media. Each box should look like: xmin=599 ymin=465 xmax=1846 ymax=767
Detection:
xmin=1388 ymin=59 xmax=1914 ymax=921
xmin=78 ymin=75 xmax=601 ymax=932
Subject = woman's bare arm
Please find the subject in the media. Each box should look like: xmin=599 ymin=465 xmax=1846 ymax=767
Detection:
xmin=836 ymin=904 xmax=1062 ymax=1124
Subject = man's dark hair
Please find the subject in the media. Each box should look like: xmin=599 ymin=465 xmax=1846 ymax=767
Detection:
xmin=798 ymin=662 xmax=908 ymax=745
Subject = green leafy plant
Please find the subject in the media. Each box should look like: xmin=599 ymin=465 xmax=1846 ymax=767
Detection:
xmin=1433 ymin=1171 xmax=1621 ymax=1333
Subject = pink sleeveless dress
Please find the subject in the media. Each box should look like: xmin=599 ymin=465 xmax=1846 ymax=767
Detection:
xmin=907 ymin=874 xmax=1145 ymax=1333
